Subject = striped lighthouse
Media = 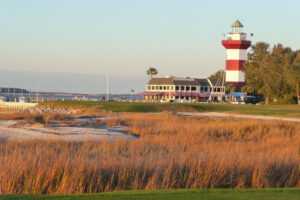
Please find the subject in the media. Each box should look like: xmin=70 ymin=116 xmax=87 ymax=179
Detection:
xmin=222 ymin=20 xmax=251 ymax=91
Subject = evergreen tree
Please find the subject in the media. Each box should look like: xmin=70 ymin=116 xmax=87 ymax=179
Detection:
xmin=244 ymin=42 xmax=270 ymax=95
xmin=287 ymin=52 xmax=300 ymax=104
xmin=244 ymin=42 xmax=297 ymax=104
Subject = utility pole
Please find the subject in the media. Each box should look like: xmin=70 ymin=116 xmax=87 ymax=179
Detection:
xmin=297 ymin=82 xmax=299 ymax=105
xmin=36 ymin=81 xmax=39 ymax=103
xmin=222 ymin=69 xmax=225 ymax=104
xmin=106 ymin=74 xmax=109 ymax=101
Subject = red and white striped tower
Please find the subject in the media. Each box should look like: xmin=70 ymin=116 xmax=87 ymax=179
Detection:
xmin=222 ymin=20 xmax=251 ymax=91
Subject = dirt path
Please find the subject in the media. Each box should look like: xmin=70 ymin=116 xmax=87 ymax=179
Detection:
xmin=181 ymin=112 xmax=300 ymax=122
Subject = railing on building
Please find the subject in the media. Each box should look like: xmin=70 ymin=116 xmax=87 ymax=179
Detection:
xmin=0 ymin=102 xmax=38 ymax=114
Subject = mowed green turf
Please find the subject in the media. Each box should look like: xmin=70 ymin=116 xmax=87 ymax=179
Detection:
xmin=41 ymin=101 xmax=300 ymax=118
xmin=1 ymin=189 xmax=300 ymax=200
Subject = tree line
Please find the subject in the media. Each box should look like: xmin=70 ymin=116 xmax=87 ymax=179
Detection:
xmin=244 ymin=42 xmax=300 ymax=105
xmin=209 ymin=42 xmax=300 ymax=104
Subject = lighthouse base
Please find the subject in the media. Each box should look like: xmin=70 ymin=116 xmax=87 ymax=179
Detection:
xmin=226 ymin=82 xmax=245 ymax=92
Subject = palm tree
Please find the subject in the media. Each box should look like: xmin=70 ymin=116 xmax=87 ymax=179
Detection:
xmin=241 ymin=85 xmax=254 ymax=101
xmin=226 ymin=84 xmax=236 ymax=102
xmin=146 ymin=67 xmax=158 ymax=80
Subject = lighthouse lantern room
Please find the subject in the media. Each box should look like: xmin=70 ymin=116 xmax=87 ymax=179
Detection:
xmin=222 ymin=20 xmax=251 ymax=91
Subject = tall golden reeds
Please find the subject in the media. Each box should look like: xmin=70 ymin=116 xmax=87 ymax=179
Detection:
xmin=0 ymin=112 xmax=299 ymax=194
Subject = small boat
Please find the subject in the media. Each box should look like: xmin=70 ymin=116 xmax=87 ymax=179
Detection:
xmin=19 ymin=96 xmax=29 ymax=103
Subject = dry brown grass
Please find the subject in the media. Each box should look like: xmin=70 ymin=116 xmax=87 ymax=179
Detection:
xmin=0 ymin=112 xmax=300 ymax=194
xmin=0 ymin=112 xmax=71 ymax=124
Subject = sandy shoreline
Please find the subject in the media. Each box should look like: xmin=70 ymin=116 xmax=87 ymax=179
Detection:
xmin=0 ymin=118 xmax=135 ymax=141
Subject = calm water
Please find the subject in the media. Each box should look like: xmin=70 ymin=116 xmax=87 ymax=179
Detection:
xmin=0 ymin=93 xmax=143 ymax=102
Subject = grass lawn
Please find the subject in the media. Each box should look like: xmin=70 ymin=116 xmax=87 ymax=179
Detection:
xmin=41 ymin=101 xmax=300 ymax=118
xmin=1 ymin=189 xmax=300 ymax=200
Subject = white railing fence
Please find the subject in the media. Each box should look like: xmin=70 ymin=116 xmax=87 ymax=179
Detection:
xmin=0 ymin=102 xmax=38 ymax=114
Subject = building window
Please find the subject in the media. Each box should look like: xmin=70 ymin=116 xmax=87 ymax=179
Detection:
xmin=148 ymin=86 xmax=151 ymax=90
xmin=186 ymin=86 xmax=190 ymax=91
xmin=156 ymin=86 xmax=159 ymax=90
xmin=164 ymin=86 xmax=166 ymax=90
xmin=191 ymin=86 xmax=197 ymax=91
xmin=167 ymin=86 xmax=169 ymax=90
xmin=160 ymin=86 xmax=162 ymax=90
xmin=171 ymin=86 xmax=174 ymax=90
xmin=200 ymin=87 xmax=203 ymax=92
xmin=152 ymin=86 xmax=155 ymax=90
xmin=204 ymin=87 xmax=208 ymax=92
xmin=175 ymin=86 xmax=179 ymax=90
xmin=181 ymin=86 xmax=184 ymax=90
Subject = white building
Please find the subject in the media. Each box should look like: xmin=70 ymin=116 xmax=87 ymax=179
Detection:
xmin=138 ymin=76 xmax=225 ymax=102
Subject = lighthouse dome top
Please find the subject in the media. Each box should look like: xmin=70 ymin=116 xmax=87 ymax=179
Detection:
xmin=231 ymin=20 xmax=244 ymax=28
xmin=231 ymin=20 xmax=244 ymax=33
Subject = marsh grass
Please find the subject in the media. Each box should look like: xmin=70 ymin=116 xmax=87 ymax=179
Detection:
xmin=0 ymin=113 xmax=300 ymax=194
xmin=0 ymin=112 xmax=71 ymax=124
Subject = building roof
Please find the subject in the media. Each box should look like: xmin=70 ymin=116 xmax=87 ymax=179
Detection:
xmin=199 ymin=79 xmax=210 ymax=87
xmin=148 ymin=78 xmax=174 ymax=85
xmin=173 ymin=78 xmax=200 ymax=86
xmin=231 ymin=20 xmax=243 ymax=28
xmin=148 ymin=77 xmax=213 ymax=86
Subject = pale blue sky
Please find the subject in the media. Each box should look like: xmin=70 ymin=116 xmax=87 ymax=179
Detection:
xmin=0 ymin=0 xmax=299 ymax=93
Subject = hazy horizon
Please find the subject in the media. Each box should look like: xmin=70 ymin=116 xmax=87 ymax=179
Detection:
xmin=0 ymin=69 xmax=214 ymax=94
xmin=0 ymin=70 xmax=149 ymax=94
xmin=1 ymin=0 xmax=300 ymax=93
